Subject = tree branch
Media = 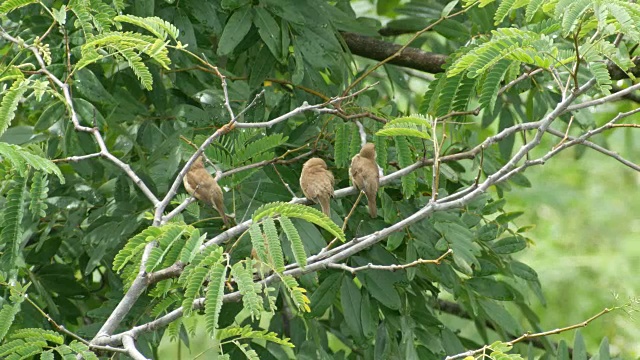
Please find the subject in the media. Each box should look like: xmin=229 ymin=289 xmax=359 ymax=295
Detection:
xmin=341 ymin=31 xmax=447 ymax=74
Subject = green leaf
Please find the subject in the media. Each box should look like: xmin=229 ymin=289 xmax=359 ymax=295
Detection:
xmin=249 ymin=45 xmax=277 ymax=88
xmin=442 ymin=1 xmax=459 ymax=16
xmin=573 ymin=330 xmax=587 ymax=360
xmin=282 ymin=275 xmax=310 ymax=312
xmin=114 ymin=15 xmax=180 ymax=40
xmin=205 ymin=262 xmax=227 ymax=337
xmin=525 ymin=0 xmax=545 ymax=21
xmin=0 ymin=0 xmax=37 ymax=13
xmin=557 ymin=340 xmax=569 ymax=360
xmin=0 ymin=174 xmax=27 ymax=275
xmin=73 ymin=68 xmax=115 ymax=105
xmin=145 ymin=225 xmax=188 ymax=272
xmin=598 ymin=337 xmax=611 ymax=360
xmin=232 ymin=260 xmax=263 ymax=319
xmin=178 ymin=228 xmax=206 ymax=264
xmin=340 ymin=277 xmax=364 ymax=340
xmin=376 ymin=127 xmax=430 ymax=139
xmin=375 ymin=115 xmax=432 ymax=140
xmin=0 ymin=79 xmax=28 ymax=137
xmin=561 ymin=0 xmax=592 ymax=35
xmin=357 ymin=269 xmax=401 ymax=310
xmin=217 ymin=8 xmax=253 ymax=56
xmin=10 ymin=328 xmax=64 ymax=344
xmin=479 ymin=299 xmax=522 ymax=335
xmin=491 ymin=236 xmax=526 ymax=254
xmin=182 ymin=265 xmax=209 ymax=315
xmin=113 ymin=226 xmax=163 ymax=272
xmin=510 ymin=261 xmax=538 ymax=281
xmin=435 ymin=221 xmax=478 ymax=274
xmin=248 ymin=222 xmax=267 ymax=262
xmin=394 ymin=136 xmax=416 ymax=197
xmin=262 ymin=217 xmax=285 ymax=272
xmin=309 ymin=273 xmax=342 ymax=317
xmin=334 ymin=122 xmax=349 ymax=168
xmin=253 ymin=202 xmax=345 ymax=242
xmin=279 ymin=216 xmax=307 ymax=269
xmin=467 ymin=277 xmax=516 ymax=301
xmin=478 ymin=59 xmax=510 ymax=114
xmin=253 ymin=8 xmax=281 ymax=60
xmin=29 ymin=171 xmax=49 ymax=219
xmin=0 ymin=303 xmax=22 ymax=342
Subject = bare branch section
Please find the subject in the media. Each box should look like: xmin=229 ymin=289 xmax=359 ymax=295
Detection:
xmin=445 ymin=305 xmax=628 ymax=360
xmin=341 ymin=31 xmax=447 ymax=74
xmin=0 ymin=31 xmax=160 ymax=206
xmin=122 ymin=335 xmax=149 ymax=360
xmin=327 ymin=248 xmax=453 ymax=274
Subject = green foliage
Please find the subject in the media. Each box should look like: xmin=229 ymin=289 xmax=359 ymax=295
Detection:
xmin=0 ymin=173 xmax=27 ymax=276
xmin=180 ymin=246 xmax=224 ymax=316
xmin=231 ymin=260 xmax=263 ymax=320
xmin=448 ymin=28 xmax=555 ymax=78
xmin=334 ymin=121 xmax=350 ymax=168
xmin=261 ymin=217 xmax=285 ymax=272
xmin=0 ymin=0 xmax=37 ymax=14
xmin=28 ymin=171 xmax=49 ymax=220
xmin=0 ymin=301 xmax=22 ymax=342
xmin=253 ymin=202 xmax=346 ymax=242
xmin=0 ymin=144 xmax=64 ymax=182
xmin=394 ymin=136 xmax=417 ymax=197
xmin=77 ymin=32 xmax=171 ymax=89
xmin=375 ymin=115 xmax=432 ymax=139
xmin=278 ymin=216 xmax=306 ymax=268
xmin=204 ymin=261 xmax=227 ymax=337
xmin=0 ymin=80 xmax=28 ymax=137
xmin=217 ymin=325 xmax=293 ymax=347
xmin=114 ymin=15 xmax=180 ymax=41
xmin=112 ymin=226 xmax=163 ymax=273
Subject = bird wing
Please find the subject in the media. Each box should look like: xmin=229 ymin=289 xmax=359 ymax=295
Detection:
xmin=185 ymin=169 xmax=215 ymax=205
xmin=306 ymin=168 xmax=334 ymax=199
xmin=350 ymin=155 xmax=366 ymax=189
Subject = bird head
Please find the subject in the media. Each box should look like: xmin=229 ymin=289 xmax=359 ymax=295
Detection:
xmin=190 ymin=156 xmax=205 ymax=169
xmin=304 ymin=157 xmax=328 ymax=169
xmin=360 ymin=143 xmax=376 ymax=160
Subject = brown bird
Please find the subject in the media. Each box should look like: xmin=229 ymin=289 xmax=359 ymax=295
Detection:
xmin=350 ymin=143 xmax=379 ymax=217
xmin=183 ymin=156 xmax=229 ymax=227
xmin=300 ymin=157 xmax=334 ymax=216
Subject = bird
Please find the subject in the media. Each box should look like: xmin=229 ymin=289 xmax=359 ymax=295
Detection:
xmin=350 ymin=143 xmax=379 ymax=217
xmin=183 ymin=156 xmax=229 ymax=227
xmin=300 ymin=157 xmax=335 ymax=216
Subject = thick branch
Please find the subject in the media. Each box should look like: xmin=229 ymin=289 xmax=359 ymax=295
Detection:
xmin=341 ymin=32 xmax=447 ymax=74
xmin=342 ymin=32 xmax=640 ymax=81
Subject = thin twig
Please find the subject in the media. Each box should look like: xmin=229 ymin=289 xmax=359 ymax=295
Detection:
xmin=445 ymin=305 xmax=625 ymax=360
xmin=321 ymin=191 xmax=363 ymax=254
xmin=270 ymin=163 xmax=297 ymax=198
xmin=52 ymin=153 xmax=102 ymax=163
xmin=328 ymin=248 xmax=452 ymax=274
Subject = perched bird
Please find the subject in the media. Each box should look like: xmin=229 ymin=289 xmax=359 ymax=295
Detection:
xmin=300 ymin=157 xmax=335 ymax=216
xmin=183 ymin=156 xmax=229 ymax=227
xmin=350 ymin=143 xmax=379 ymax=217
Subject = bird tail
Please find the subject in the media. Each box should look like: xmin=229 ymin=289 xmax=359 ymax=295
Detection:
xmin=214 ymin=198 xmax=230 ymax=227
xmin=367 ymin=192 xmax=377 ymax=218
xmin=319 ymin=197 xmax=331 ymax=217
